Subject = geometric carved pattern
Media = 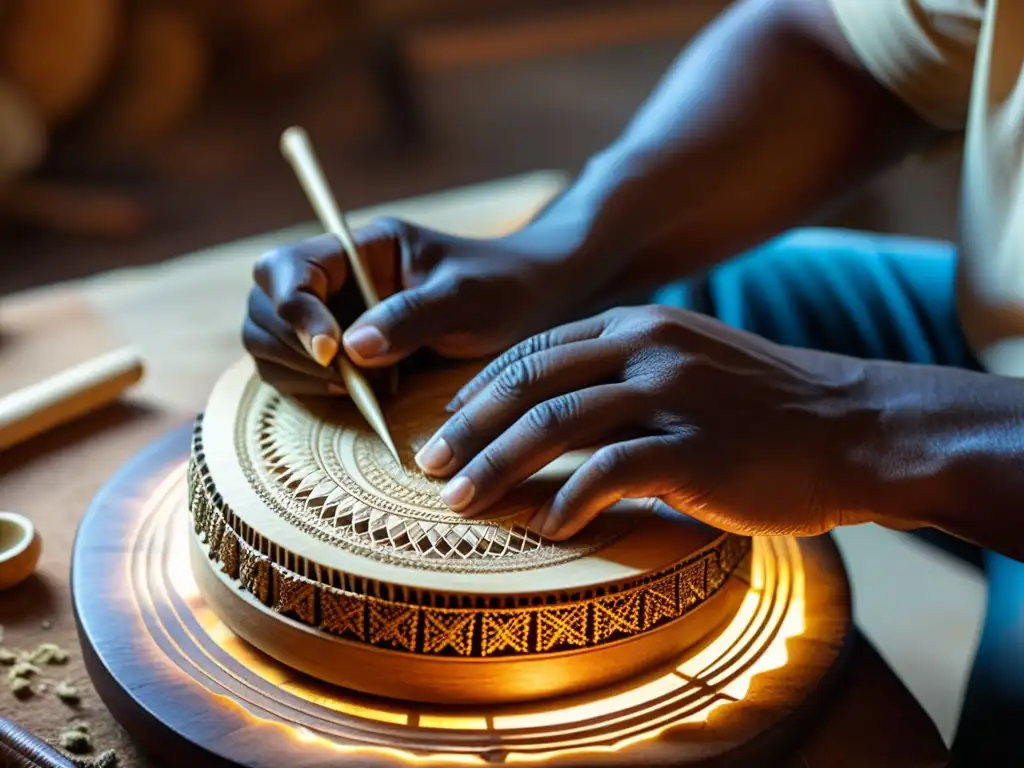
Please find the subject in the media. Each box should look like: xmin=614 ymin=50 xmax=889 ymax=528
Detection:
xmin=706 ymin=554 xmax=727 ymax=594
xmin=235 ymin=383 xmax=626 ymax=574
xmin=187 ymin=419 xmax=752 ymax=658
xmin=421 ymin=609 xmax=476 ymax=655
xmin=535 ymin=604 xmax=589 ymax=652
xmin=218 ymin=531 xmax=239 ymax=579
xmin=680 ymin=559 xmax=707 ymax=610
xmin=276 ymin=573 xmax=316 ymax=624
xmin=643 ymin=574 xmax=679 ymax=629
xmin=367 ymin=599 xmax=419 ymax=652
xmin=320 ymin=590 xmax=364 ymax=640
xmin=480 ymin=611 xmax=532 ymax=656
xmin=593 ymin=591 xmax=642 ymax=644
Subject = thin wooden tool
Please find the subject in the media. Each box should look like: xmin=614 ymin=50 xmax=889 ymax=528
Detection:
xmin=280 ymin=126 xmax=380 ymax=307
xmin=279 ymin=126 xmax=402 ymax=466
xmin=0 ymin=347 xmax=144 ymax=451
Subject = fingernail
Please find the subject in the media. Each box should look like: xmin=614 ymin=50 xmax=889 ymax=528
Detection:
xmin=344 ymin=325 xmax=388 ymax=359
xmin=539 ymin=511 xmax=561 ymax=538
xmin=311 ymin=334 xmax=338 ymax=367
xmin=297 ymin=331 xmax=316 ymax=360
xmin=526 ymin=507 xmax=549 ymax=536
xmin=440 ymin=476 xmax=475 ymax=512
xmin=415 ymin=436 xmax=453 ymax=474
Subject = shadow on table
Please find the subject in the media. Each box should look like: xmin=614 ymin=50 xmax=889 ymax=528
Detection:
xmin=0 ymin=401 xmax=164 ymax=475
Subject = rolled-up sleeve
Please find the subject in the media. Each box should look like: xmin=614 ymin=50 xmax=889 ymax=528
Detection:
xmin=827 ymin=0 xmax=984 ymax=130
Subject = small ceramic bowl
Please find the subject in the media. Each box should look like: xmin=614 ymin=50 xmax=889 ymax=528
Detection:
xmin=0 ymin=512 xmax=41 ymax=590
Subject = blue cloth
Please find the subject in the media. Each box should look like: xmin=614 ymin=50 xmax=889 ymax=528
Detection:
xmin=654 ymin=227 xmax=1023 ymax=765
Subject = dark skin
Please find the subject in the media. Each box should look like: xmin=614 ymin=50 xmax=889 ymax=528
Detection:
xmin=244 ymin=0 xmax=1024 ymax=562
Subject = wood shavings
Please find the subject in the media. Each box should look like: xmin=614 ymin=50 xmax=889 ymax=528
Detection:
xmin=58 ymin=727 xmax=93 ymax=754
xmin=74 ymin=749 xmax=119 ymax=768
xmin=0 ymin=648 xmax=17 ymax=665
xmin=9 ymin=676 xmax=33 ymax=698
xmin=8 ymin=660 xmax=40 ymax=681
xmin=25 ymin=642 xmax=69 ymax=665
xmin=41 ymin=619 xmax=52 ymax=630
xmin=55 ymin=679 xmax=80 ymax=704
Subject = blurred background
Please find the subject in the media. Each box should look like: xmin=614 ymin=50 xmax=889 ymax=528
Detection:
xmin=0 ymin=0 xmax=963 ymax=296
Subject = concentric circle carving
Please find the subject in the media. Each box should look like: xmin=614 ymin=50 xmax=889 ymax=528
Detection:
xmin=233 ymin=379 xmax=627 ymax=573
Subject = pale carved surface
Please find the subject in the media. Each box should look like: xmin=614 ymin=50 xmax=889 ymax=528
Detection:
xmin=187 ymin=359 xmax=752 ymax=659
xmin=234 ymin=374 xmax=626 ymax=573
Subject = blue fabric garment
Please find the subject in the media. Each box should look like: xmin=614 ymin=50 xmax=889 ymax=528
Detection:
xmin=654 ymin=227 xmax=1023 ymax=765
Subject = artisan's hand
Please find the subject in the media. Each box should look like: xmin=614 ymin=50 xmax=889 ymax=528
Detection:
xmin=242 ymin=217 xmax=593 ymax=395
xmin=415 ymin=305 xmax=886 ymax=540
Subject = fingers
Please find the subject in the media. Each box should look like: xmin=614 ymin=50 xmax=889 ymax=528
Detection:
xmin=432 ymin=384 xmax=644 ymax=518
xmin=530 ymin=435 xmax=696 ymax=540
xmin=242 ymin=315 xmax=339 ymax=382
xmin=417 ymin=338 xmax=629 ymax=477
xmin=446 ymin=315 xmax=612 ymax=411
xmin=341 ymin=271 xmax=464 ymax=367
xmin=252 ymin=222 xmax=404 ymax=369
xmin=254 ymin=233 xmax=347 ymax=366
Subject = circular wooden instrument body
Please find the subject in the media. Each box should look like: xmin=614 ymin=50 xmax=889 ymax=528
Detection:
xmin=189 ymin=359 xmax=753 ymax=704
xmin=73 ymin=425 xmax=854 ymax=768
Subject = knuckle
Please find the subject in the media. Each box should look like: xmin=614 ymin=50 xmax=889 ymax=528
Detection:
xmin=492 ymin=359 xmax=542 ymax=402
xmin=241 ymin=321 xmax=259 ymax=355
xmin=253 ymin=246 xmax=287 ymax=281
xmin=525 ymin=394 xmax=580 ymax=435
xmin=450 ymin=271 xmax=488 ymax=296
xmin=590 ymin=445 xmax=626 ymax=478
xmin=445 ymin=408 xmax=475 ymax=443
xmin=274 ymin=294 xmax=308 ymax=323
xmin=645 ymin=318 xmax=676 ymax=344
xmin=476 ymin=448 xmax=505 ymax=480
xmin=369 ymin=215 xmax=412 ymax=242
xmin=385 ymin=289 xmax=427 ymax=326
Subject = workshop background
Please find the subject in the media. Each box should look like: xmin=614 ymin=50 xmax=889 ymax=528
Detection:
xmin=0 ymin=0 xmax=960 ymax=295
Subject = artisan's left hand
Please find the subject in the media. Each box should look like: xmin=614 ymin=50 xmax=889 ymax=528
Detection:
xmin=415 ymin=305 xmax=886 ymax=540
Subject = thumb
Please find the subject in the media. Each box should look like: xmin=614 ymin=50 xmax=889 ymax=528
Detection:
xmin=342 ymin=272 xmax=462 ymax=366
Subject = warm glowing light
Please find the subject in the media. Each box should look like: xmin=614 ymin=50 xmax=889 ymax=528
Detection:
xmin=676 ymin=589 xmax=761 ymax=678
xmin=493 ymin=672 xmax=686 ymax=730
xmin=160 ymin=517 xmax=809 ymax=764
xmin=419 ymin=715 xmax=489 ymax=730
xmin=748 ymin=536 xmax=768 ymax=591
xmin=280 ymin=681 xmax=409 ymax=724
xmin=166 ymin=517 xmax=201 ymax=601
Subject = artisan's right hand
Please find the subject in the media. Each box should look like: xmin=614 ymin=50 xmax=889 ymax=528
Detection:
xmin=242 ymin=217 xmax=593 ymax=395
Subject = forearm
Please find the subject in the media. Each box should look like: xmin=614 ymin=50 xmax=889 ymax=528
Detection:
xmin=538 ymin=0 xmax=937 ymax=298
xmin=857 ymin=361 xmax=1024 ymax=563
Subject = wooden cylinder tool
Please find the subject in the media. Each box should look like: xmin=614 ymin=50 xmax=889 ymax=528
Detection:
xmin=0 ymin=347 xmax=144 ymax=451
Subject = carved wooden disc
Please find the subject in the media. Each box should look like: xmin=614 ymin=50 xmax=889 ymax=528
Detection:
xmin=197 ymin=357 xmax=747 ymax=595
xmin=190 ymin=357 xmax=753 ymax=702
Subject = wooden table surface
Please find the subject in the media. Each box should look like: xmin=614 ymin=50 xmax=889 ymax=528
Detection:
xmin=0 ymin=171 xmax=951 ymax=767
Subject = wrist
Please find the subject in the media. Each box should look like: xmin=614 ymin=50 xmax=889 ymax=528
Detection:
xmin=842 ymin=361 xmax=1024 ymax=539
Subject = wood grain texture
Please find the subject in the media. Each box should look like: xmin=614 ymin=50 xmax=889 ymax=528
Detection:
xmin=74 ymin=425 xmax=865 ymax=767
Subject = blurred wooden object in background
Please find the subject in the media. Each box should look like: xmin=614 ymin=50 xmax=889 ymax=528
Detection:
xmin=1 ymin=0 xmax=122 ymax=128
xmin=0 ymin=0 xmax=353 ymax=238
xmin=83 ymin=0 xmax=206 ymax=149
